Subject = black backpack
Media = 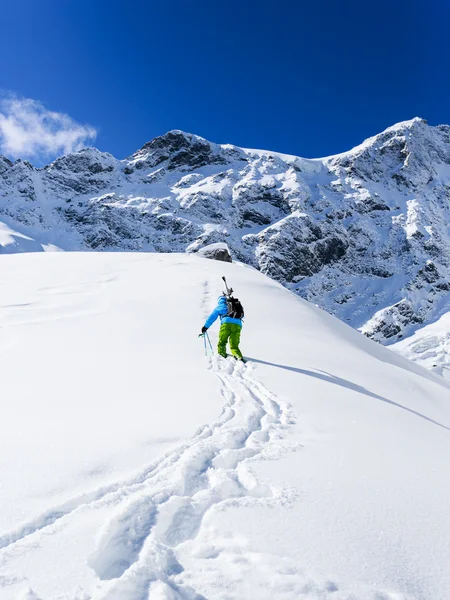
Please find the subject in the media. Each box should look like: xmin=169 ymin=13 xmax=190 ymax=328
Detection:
xmin=226 ymin=296 xmax=244 ymax=320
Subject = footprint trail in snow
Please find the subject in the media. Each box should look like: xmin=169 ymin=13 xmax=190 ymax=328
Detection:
xmin=0 ymin=356 xmax=296 ymax=600
xmin=87 ymin=357 xmax=296 ymax=599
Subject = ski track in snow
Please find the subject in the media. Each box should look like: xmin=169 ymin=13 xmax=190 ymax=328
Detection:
xmin=0 ymin=356 xmax=298 ymax=600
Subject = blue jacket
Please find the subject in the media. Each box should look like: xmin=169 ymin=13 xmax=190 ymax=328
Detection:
xmin=204 ymin=296 xmax=243 ymax=329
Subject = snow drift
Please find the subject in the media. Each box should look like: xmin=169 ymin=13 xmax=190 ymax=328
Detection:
xmin=0 ymin=252 xmax=449 ymax=600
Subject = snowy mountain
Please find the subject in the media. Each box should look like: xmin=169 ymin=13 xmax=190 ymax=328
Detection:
xmin=2 ymin=119 xmax=450 ymax=355
xmin=1 ymin=252 xmax=449 ymax=600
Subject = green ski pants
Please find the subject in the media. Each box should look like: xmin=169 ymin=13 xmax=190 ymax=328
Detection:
xmin=217 ymin=323 xmax=243 ymax=359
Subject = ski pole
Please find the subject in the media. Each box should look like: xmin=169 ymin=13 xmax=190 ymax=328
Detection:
xmin=198 ymin=333 xmax=207 ymax=356
xmin=206 ymin=331 xmax=214 ymax=354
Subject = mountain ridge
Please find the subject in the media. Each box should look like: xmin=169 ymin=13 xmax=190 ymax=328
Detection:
xmin=2 ymin=117 xmax=450 ymax=356
xmin=1 ymin=117 xmax=434 ymax=170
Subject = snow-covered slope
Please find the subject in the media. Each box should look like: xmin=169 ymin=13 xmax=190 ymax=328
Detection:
xmin=392 ymin=310 xmax=450 ymax=380
xmin=0 ymin=253 xmax=449 ymax=600
xmin=2 ymin=121 xmax=450 ymax=350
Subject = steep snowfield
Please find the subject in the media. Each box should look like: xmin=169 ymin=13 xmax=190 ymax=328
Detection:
xmin=0 ymin=253 xmax=449 ymax=600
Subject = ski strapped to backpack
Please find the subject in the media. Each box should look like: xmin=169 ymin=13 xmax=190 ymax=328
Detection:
xmin=222 ymin=276 xmax=244 ymax=320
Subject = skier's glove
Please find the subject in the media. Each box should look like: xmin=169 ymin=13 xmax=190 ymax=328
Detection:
xmin=201 ymin=326 xmax=208 ymax=334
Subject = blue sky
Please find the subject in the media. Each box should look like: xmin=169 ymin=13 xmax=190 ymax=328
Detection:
xmin=1 ymin=0 xmax=449 ymax=163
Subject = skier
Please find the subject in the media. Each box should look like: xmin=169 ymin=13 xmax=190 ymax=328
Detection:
xmin=201 ymin=293 xmax=244 ymax=361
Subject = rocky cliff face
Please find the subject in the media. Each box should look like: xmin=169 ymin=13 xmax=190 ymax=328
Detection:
xmin=2 ymin=120 xmax=450 ymax=344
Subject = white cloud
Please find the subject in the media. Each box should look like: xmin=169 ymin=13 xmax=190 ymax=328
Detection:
xmin=0 ymin=94 xmax=97 ymax=161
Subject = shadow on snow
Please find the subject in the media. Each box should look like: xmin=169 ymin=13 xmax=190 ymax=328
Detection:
xmin=248 ymin=358 xmax=450 ymax=432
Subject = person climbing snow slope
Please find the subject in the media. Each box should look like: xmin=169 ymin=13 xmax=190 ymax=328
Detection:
xmin=201 ymin=294 xmax=244 ymax=360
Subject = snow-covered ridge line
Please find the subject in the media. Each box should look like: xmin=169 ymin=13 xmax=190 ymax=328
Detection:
xmin=1 ymin=118 xmax=429 ymax=169
xmin=2 ymin=119 xmax=450 ymax=366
